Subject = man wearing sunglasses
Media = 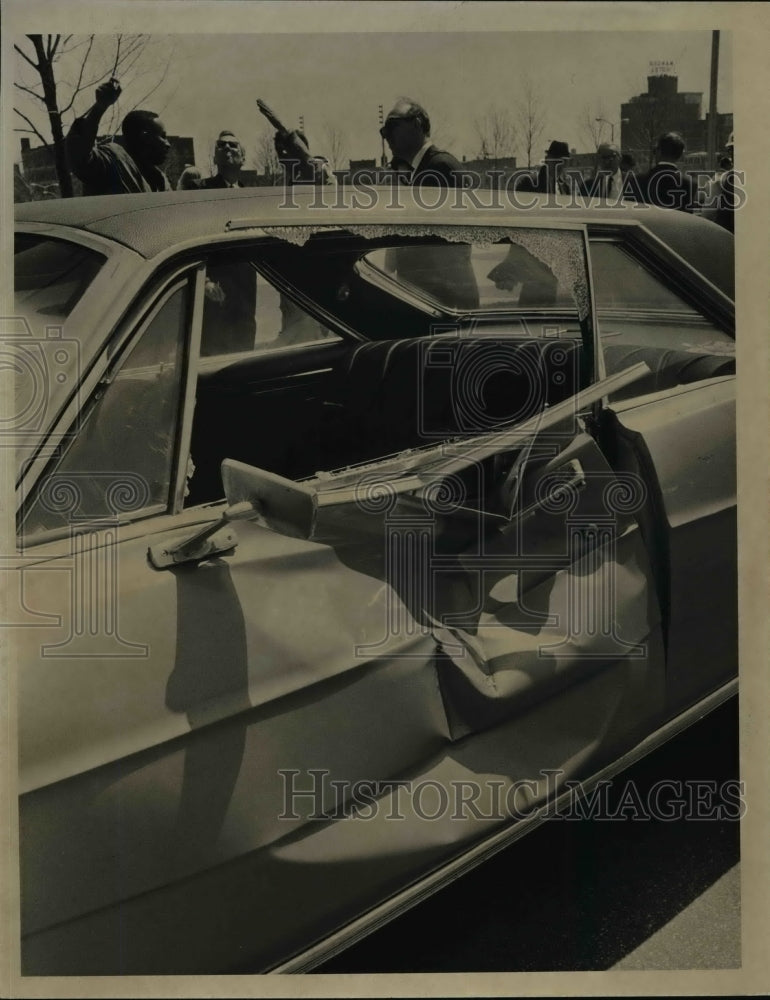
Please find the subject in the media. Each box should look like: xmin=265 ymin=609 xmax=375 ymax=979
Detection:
xmin=381 ymin=98 xmax=466 ymax=188
xmin=178 ymin=131 xmax=247 ymax=190
xmin=66 ymin=77 xmax=172 ymax=195
xmin=380 ymin=98 xmax=478 ymax=309
xmin=175 ymin=130 xmax=255 ymax=353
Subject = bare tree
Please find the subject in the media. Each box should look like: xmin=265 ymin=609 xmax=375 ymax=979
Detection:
xmin=14 ymin=35 xmax=75 ymax=196
xmin=320 ymin=122 xmax=348 ymax=171
xmin=515 ymin=77 xmax=547 ymax=168
xmin=472 ymin=105 xmax=517 ymax=165
xmin=14 ymin=34 xmax=174 ymax=197
xmin=254 ymin=126 xmax=281 ymax=184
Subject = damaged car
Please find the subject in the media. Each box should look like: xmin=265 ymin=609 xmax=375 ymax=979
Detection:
xmin=11 ymin=187 xmax=736 ymax=974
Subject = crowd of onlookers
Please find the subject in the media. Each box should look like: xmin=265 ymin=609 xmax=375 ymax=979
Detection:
xmin=60 ymin=78 xmax=737 ymax=233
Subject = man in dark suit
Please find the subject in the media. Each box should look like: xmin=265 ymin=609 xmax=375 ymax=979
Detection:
xmin=380 ymin=98 xmax=467 ymax=188
xmin=516 ymin=140 xmax=587 ymax=195
xmin=636 ymin=132 xmax=702 ymax=213
xmin=177 ymin=130 xmax=246 ymax=189
xmin=176 ymin=132 xmax=257 ymax=354
xmin=380 ymin=98 xmax=477 ymax=309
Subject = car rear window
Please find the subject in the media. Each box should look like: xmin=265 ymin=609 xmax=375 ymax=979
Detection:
xmin=14 ymin=234 xmax=106 ymax=326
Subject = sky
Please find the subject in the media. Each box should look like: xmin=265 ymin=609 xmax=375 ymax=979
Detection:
xmin=13 ymin=29 xmax=733 ymax=170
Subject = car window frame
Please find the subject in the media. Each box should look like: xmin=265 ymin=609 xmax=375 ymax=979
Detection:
xmin=587 ymin=222 xmax=735 ymax=336
xmin=13 ymin=226 xmax=147 ymax=482
xmin=587 ymin=225 xmax=735 ymax=409
xmin=17 ymin=263 xmax=206 ymax=547
xmin=193 ymin=252 xmax=351 ymax=370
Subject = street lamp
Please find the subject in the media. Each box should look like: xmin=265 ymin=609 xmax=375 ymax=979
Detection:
xmin=595 ymin=117 xmax=617 ymax=143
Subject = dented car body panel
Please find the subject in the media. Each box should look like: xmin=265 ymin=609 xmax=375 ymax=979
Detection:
xmin=12 ymin=189 xmax=736 ymax=974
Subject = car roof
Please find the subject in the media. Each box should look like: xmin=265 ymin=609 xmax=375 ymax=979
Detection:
xmin=16 ymin=186 xmax=734 ymax=298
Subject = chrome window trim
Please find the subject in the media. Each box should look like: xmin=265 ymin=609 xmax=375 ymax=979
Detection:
xmin=171 ymin=265 xmax=205 ymax=514
xmin=17 ymin=269 xmax=198 ymax=542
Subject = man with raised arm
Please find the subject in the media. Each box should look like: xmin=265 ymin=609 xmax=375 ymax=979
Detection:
xmin=66 ymin=77 xmax=171 ymax=195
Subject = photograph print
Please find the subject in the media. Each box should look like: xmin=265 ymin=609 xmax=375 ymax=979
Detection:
xmin=5 ymin=3 xmax=763 ymax=994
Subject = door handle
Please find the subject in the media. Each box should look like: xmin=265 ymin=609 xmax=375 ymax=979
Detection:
xmin=148 ymin=500 xmax=258 ymax=568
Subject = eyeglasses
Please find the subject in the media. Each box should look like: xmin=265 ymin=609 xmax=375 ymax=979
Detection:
xmin=216 ymin=139 xmax=241 ymax=150
xmin=379 ymin=116 xmax=414 ymax=138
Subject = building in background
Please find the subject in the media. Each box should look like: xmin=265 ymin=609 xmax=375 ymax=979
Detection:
xmin=461 ymin=155 xmax=518 ymax=189
xmin=620 ymin=70 xmax=732 ymax=171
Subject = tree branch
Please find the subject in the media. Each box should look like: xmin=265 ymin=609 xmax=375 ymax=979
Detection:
xmin=111 ymin=34 xmax=122 ymax=76
xmin=114 ymin=39 xmax=150 ymax=80
xmin=59 ymin=34 xmax=95 ymax=114
xmin=15 ymin=42 xmax=39 ymax=71
xmin=14 ymin=80 xmax=45 ymax=102
xmin=14 ymin=107 xmax=49 ymax=147
xmin=125 ymin=57 xmax=172 ymax=114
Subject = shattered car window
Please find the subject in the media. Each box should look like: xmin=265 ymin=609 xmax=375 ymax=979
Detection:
xmin=363 ymin=242 xmax=577 ymax=315
xmin=260 ymin=225 xmax=592 ymax=322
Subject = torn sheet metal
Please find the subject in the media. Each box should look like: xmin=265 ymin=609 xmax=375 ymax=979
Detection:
xmin=433 ymin=526 xmax=662 ymax=734
xmin=422 ymin=430 xmax=664 ymax=735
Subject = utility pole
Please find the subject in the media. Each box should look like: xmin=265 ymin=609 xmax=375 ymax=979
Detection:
xmin=378 ymin=104 xmax=386 ymax=167
xmin=707 ymin=31 xmax=719 ymax=171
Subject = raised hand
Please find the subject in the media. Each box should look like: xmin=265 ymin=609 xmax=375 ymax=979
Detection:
xmin=95 ymin=77 xmax=122 ymax=110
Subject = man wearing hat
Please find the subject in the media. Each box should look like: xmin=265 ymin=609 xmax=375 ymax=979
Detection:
xmin=517 ymin=140 xmax=584 ymax=194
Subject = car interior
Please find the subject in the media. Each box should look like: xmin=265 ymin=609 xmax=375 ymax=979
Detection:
xmin=186 ymin=333 xmax=586 ymax=507
xmin=185 ymin=234 xmax=734 ymax=509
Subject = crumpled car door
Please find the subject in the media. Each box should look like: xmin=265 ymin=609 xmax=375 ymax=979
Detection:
xmin=223 ymin=356 xmax=667 ymax=784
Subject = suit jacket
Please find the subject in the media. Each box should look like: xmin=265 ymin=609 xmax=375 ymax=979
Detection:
xmin=178 ymin=172 xmax=242 ymax=190
xmin=199 ymin=174 xmax=241 ymax=189
xmin=636 ymin=163 xmax=701 ymax=213
xmin=388 ymin=145 xmax=478 ymax=308
xmin=516 ymin=164 xmax=588 ymax=196
xmin=411 ymin=145 xmax=467 ymax=188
